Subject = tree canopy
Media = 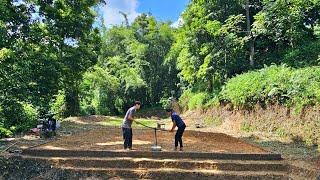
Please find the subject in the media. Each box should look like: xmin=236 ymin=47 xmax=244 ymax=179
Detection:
xmin=0 ymin=0 xmax=319 ymax=137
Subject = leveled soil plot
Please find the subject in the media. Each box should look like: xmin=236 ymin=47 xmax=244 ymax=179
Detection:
xmin=34 ymin=127 xmax=268 ymax=154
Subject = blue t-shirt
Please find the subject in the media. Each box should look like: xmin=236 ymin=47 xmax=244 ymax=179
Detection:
xmin=171 ymin=112 xmax=185 ymax=128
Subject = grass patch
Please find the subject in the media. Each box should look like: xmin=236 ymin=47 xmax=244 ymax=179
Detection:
xmin=204 ymin=116 xmax=222 ymax=127
xmin=275 ymin=128 xmax=288 ymax=138
xmin=240 ymin=122 xmax=255 ymax=133
xmin=243 ymin=135 xmax=319 ymax=161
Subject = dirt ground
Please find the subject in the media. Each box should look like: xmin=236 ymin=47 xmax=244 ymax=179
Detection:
xmin=181 ymin=111 xmax=320 ymax=169
xmin=15 ymin=115 xmax=267 ymax=153
xmin=1 ymin=115 xmax=319 ymax=178
xmin=34 ymin=126 xmax=268 ymax=153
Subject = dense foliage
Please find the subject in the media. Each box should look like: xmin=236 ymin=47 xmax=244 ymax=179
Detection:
xmin=0 ymin=0 xmax=105 ymax=136
xmin=1 ymin=0 xmax=320 ymax=138
xmin=79 ymin=14 xmax=179 ymax=115
xmin=221 ymin=65 xmax=320 ymax=111
xmin=170 ymin=0 xmax=320 ymax=93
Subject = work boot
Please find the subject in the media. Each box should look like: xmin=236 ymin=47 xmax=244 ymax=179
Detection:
xmin=179 ymin=147 xmax=183 ymax=151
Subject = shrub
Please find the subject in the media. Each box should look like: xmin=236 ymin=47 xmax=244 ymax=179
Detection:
xmin=179 ymin=89 xmax=219 ymax=111
xmin=50 ymin=90 xmax=66 ymax=118
xmin=80 ymin=105 xmax=96 ymax=115
xmin=19 ymin=103 xmax=37 ymax=132
xmin=178 ymin=89 xmax=193 ymax=110
xmin=0 ymin=127 xmax=13 ymax=138
xmin=203 ymin=97 xmax=220 ymax=108
xmin=0 ymin=100 xmax=38 ymax=133
xmin=188 ymin=92 xmax=208 ymax=110
xmin=284 ymin=40 xmax=320 ymax=67
xmin=159 ymin=96 xmax=171 ymax=109
xmin=114 ymin=98 xmax=124 ymax=114
xmin=221 ymin=65 xmax=320 ymax=111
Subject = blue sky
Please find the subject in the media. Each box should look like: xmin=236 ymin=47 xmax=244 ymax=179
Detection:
xmin=102 ymin=0 xmax=190 ymax=27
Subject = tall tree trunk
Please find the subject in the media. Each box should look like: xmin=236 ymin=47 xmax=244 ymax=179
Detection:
xmin=246 ymin=0 xmax=255 ymax=67
xmin=224 ymin=47 xmax=227 ymax=80
xmin=246 ymin=0 xmax=250 ymax=34
xmin=250 ymin=39 xmax=255 ymax=67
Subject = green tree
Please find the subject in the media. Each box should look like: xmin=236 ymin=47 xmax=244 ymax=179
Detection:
xmin=0 ymin=0 xmax=104 ymax=134
xmin=0 ymin=1 xmax=46 ymax=132
xmin=36 ymin=0 xmax=105 ymax=116
xmin=168 ymin=0 xmax=248 ymax=92
xmin=81 ymin=13 xmax=179 ymax=114
xmin=252 ymin=0 xmax=320 ymax=67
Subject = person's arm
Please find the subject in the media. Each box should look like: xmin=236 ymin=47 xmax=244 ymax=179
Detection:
xmin=127 ymin=109 xmax=135 ymax=121
xmin=170 ymin=121 xmax=176 ymax=132
xmin=128 ymin=114 xmax=134 ymax=121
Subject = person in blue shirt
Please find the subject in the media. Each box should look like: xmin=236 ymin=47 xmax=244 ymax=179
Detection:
xmin=166 ymin=109 xmax=186 ymax=151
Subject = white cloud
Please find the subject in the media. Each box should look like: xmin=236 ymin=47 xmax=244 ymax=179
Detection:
xmin=171 ymin=17 xmax=184 ymax=28
xmin=102 ymin=0 xmax=140 ymax=27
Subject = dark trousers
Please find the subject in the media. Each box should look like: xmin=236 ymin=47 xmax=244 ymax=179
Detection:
xmin=122 ymin=128 xmax=132 ymax=149
xmin=175 ymin=125 xmax=186 ymax=148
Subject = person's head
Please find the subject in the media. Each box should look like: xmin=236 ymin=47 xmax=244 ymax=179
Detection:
xmin=134 ymin=101 xmax=141 ymax=109
xmin=165 ymin=108 xmax=173 ymax=116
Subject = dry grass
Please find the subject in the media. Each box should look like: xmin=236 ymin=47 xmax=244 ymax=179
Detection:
xmin=182 ymin=105 xmax=320 ymax=167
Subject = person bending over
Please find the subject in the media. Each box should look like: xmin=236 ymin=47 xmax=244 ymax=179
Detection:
xmin=166 ymin=109 xmax=186 ymax=151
